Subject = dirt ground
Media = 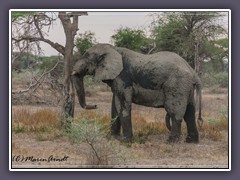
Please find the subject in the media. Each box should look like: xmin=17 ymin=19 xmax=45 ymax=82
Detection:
xmin=11 ymin=88 xmax=229 ymax=169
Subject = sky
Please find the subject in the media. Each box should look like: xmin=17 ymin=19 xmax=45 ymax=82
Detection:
xmin=40 ymin=11 xmax=229 ymax=56
xmin=41 ymin=12 xmax=153 ymax=55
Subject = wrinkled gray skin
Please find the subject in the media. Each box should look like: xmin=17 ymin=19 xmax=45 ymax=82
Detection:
xmin=72 ymin=43 xmax=203 ymax=143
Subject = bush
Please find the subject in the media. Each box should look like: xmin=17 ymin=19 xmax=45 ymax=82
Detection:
xmin=214 ymin=72 xmax=228 ymax=88
xmin=75 ymin=31 xmax=97 ymax=54
xmin=12 ymin=69 xmax=35 ymax=85
xmin=111 ymin=27 xmax=151 ymax=52
xmin=202 ymin=72 xmax=228 ymax=88
xmin=66 ymin=116 xmax=124 ymax=166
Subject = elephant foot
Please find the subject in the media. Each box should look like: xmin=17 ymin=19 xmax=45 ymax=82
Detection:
xmin=167 ymin=135 xmax=180 ymax=143
xmin=121 ymin=136 xmax=133 ymax=143
xmin=185 ymin=135 xmax=199 ymax=143
xmin=107 ymin=134 xmax=121 ymax=141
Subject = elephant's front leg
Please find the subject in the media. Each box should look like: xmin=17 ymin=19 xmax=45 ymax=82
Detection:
xmin=110 ymin=94 xmax=121 ymax=138
xmin=167 ymin=115 xmax=182 ymax=143
xmin=115 ymin=88 xmax=133 ymax=142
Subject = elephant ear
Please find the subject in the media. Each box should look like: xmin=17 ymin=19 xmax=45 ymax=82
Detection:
xmin=93 ymin=45 xmax=123 ymax=81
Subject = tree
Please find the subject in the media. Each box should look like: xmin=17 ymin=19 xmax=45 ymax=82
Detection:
xmin=111 ymin=27 xmax=153 ymax=53
xmin=12 ymin=11 xmax=88 ymax=125
xmin=204 ymin=38 xmax=228 ymax=72
xmin=75 ymin=31 xmax=97 ymax=55
xmin=150 ymin=12 xmax=227 ymax=74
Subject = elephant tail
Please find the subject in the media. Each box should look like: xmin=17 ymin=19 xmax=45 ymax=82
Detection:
xmin=195 ymin=77 xmax=203 ymax=128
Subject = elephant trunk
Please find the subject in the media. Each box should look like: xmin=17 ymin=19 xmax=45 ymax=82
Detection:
xmin=72 ymin=72 xmax=97 ymax=109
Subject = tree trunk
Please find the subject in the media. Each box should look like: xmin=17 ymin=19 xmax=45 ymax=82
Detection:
xmin=194 ymin=42 xmax=201 ymax=75
xmin=58 ymin=12 xmax=87 ymax=127
xmin=60 ymin=43 xmax=75 ymax=126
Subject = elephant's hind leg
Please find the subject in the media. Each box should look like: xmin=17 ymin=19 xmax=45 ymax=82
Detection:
xmin=167 ymin=115 xmax=182 ymax=143
xmin=184 ymin=102 xmax=199 ymax=143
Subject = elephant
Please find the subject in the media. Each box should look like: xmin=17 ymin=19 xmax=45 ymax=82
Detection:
xmin=71 ymin=43 xmax=203 ymax=143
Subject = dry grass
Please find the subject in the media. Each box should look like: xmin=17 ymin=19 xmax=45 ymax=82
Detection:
xmin=205 ymin=86 xmax=228 ymax=94
xmin=12 ymin=108 xmax=60 ymax=133
xmin=12 ymin=107 xmax=62 ymax=141
xmin=199 ymin=116 xmax=228 ymax=141
xmin=74 ymin=110 xmax=168 ymax=144
xmin=132 ymin=113 xmax=168 ymax=144
xmin=12 ymin=105 xmax=228 ymax=143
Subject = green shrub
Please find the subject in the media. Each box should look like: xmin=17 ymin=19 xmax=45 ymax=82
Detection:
xmin=84 ymin=75 xmax=95 ymax=86
xmin=66 ymin=118 xmax=108 ymax=144
xmin=75 ymin=31 xmax=97 ymax=54
xmin=214 ymin=72 xmax=228 ymax=88
xmin=202 ymin=72 xmax=228 ymax=88
xmin=66 ymin=116 xmax=123 ymax=166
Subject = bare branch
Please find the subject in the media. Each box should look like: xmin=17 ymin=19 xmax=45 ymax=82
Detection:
xmin=12 ymin=12 xmax=62 ymax=56
xmin=13 ymin=36 xmax=65 ymax=55
xmin=12 ymin=59 xmax=60 ymax=94
xmin=147 ymin=42 xmax=156 ymax=54
xmin=33 ymin=15 xmax=44 ymax=38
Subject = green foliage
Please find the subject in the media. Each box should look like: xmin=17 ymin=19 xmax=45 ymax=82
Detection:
xmin=219 ymin=108 xmax=228 ymax=121
xmin=215 ymin=38 xmax=228 ymax=48
xmin=66 ymin=117 xmax=108 ymax=144
xmin=75 ymin=31 xmax=97 ymax=54
xmin=202 ymin=71 xmax=228 ymax=88
xmin=11 ymin=11 xmax=35 ymax=21
xmin=204 ymin=39 xmax=229 ymax=72
xmin=83 ymin=75 xmax=95 ymax=85
xmin=153 ymin=16 xmax=185 ymax=52
xmin=66 ymin=116 xmax=124 ymax=166
xmin=12 ymin=52 xmax=38 ymax=70
xmin=39 ymin=55 xmax=63 ymax=69
xmin=111 ymin=27 xmax=151 ymax=52
xmin=13 ymin=125 xmax=26 ymax=133
xmin=12 ymin=53 xmax=64 ymax=78
xmin=214 ymin=72 xmax=228 ymax=87
xmin=150 ymin=12 xmax=227 ymax=68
